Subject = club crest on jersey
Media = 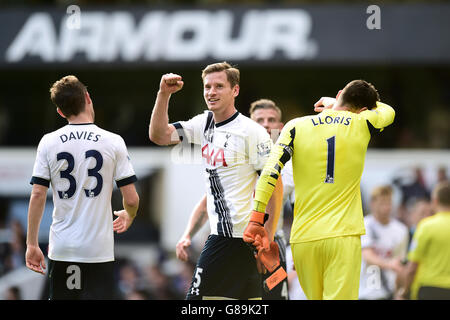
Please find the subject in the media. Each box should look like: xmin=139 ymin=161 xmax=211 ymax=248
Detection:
xmin=202 ymin=144 xmax=227 ymax=167
xmin=223 ymin=133 xmax=232 ymax=148
xmin=257 ymin=141 xmax=271 ymax=157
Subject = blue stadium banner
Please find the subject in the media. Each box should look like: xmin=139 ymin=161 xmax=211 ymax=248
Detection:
xmin=0 ymin=4 xmax=449 ymax=67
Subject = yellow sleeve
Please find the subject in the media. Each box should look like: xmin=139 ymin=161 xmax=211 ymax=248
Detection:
xmin=253 ymin=119 xmax=297 ymax=213
xmin=360 ymin=101 xmax=395 ymax=131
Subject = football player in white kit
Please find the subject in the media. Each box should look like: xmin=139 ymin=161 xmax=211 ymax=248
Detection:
xmin=26 ymin=76 xmax=139 ymax=299
xmin=175 ymin=99 xmax=293 ymax=299
xmin=149 ymin=62 xmax=283 ymax=300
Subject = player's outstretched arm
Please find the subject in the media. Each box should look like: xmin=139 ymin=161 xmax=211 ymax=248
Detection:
xmin=149 ymin=73 xmax=184 ymax=145
xmin=114 ymin=183 xmax=139 ymax=233
xmin=176 ymin=194 xmax=208 ymax=262
xmin=25 ymin=184 xmax=48 ymax=275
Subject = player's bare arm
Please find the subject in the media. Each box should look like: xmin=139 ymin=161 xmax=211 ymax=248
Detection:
xmin=113 ymin=183 xmax=139 ymax=233
xmin=25 ymin=184 xmax=48 ymax=275
xmin=362 ymin=247 xmax=405 ymax=274
xmin=264 ymin=176 xmax=283 ymax=241
xmin=396 ymin=261 xmax=418 ymax=299
xmin=176 ymin=194 xmax=208 ymax=262
xmin=149 ymin=73 xmax=184 ymax=145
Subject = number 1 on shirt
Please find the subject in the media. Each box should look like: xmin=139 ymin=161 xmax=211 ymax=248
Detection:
xmin=325 ymin=136 xmax=335 ymax=184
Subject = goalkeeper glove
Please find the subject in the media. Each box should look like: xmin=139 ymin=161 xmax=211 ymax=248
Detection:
xmin=243 ymin=211 xmax=270 ymax=252
xmin=257 ymin=241 xmax=288 ymax=292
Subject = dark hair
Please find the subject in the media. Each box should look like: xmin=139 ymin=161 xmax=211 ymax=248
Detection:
xmin=50 ymin=75 xmax=87 ymax=117
xmin=202 ymin=61 xmax=240 ymax=88
xmin=340 ymin=80 xmax=380 ymax=110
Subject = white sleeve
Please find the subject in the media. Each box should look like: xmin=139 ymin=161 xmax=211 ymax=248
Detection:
xmin=249 ymin=124 xmax=273 ymax=172
xmin=361 ymin=218 xmax=375 ymax=249
xmin=172 ymin=112 xmax=207 ymax=145
xmin=30 ymin=135 xmax=51 ymax=187
xmin=114 ymin=135 xmax=137 ymax=188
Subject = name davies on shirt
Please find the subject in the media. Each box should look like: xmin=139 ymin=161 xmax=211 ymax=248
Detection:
xmin=59 ymin=131 xmax=101 ymax=143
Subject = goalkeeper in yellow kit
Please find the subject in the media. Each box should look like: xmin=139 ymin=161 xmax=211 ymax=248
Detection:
xmin=243 ymin=80 xmax=395 ymax=299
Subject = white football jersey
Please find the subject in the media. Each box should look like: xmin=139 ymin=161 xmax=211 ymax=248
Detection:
xmin=174 ymin=111 xmax=272 ymax=238
xmin=31 ymin=123 xmax=137 ymax=263
xmin=359 ymin=214 xmax=409 ymax=299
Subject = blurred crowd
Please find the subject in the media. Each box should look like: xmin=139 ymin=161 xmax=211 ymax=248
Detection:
xmin=0 ymin=164 xmax=448 ymax=300
xmin=0 ymin=214 xmax=26 ymax=277
xmin=112 ymin=250 xmax=196 ymax=300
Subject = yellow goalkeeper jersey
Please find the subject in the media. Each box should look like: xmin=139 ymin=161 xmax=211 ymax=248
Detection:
xmin=253 ymin=102 xmax=395 ymax=243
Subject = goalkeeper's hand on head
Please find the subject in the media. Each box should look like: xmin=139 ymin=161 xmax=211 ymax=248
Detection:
xmin=243 ymin=211 xmax=270 ymax=252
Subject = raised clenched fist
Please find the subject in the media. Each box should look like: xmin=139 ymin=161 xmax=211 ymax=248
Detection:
xmin=159 ymin=73 xmax=184 ymax=95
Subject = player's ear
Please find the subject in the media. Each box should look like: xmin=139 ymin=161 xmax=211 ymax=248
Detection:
xmin=232 ymin=85 xmax=240 ymax=98
xmin=85 ymin=91 xmax=92 ymax=105
xmin=56 ymin=108 xmax=66 ymax=119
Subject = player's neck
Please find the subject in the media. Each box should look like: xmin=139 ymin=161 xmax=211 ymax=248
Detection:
xmin=213 ymin=106 xmax=237 ymax=124
xmin=374 ymin=213 xmax=390 ymax=225
xmin=333 ymin=103 xmax=362 ymax=114
xmin=67 ymin=112 xmax=94 ymax=125
xmin=436 ymin=206 xmax=450 ymax=214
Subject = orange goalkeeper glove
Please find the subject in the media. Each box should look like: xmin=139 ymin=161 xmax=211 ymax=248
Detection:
xmin=243 ymin=211 xmax=270 ymax=252
xmin=257 ymin=241 xmax=288 ymax=292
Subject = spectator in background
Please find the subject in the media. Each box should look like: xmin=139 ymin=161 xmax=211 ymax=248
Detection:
xmin=144 ymin=264 xmax=181 ymax=300
xmin=172 ymin=259 xmax=196 ymax=298
xmin=117 ymin=261 xmax=141 ymax=298
xmin=5 ymin=286 xmax=22 ymax=300
xmin=359 ymin=185 xmax=409 ymax=300
xmin=398 ymin=181 xmax=450 ymax=300
xmin=10 ymin=220 xmax=25 ymax=269
xmin=435 ymin=165 xmax=448 ymax=185
xmin=394 ymin=167 xmax=430 ymax=225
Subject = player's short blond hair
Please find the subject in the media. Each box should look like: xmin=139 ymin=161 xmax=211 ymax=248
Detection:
xmin=201 ymin=61 xmax=240 ymax=88
xmin=370 ymin=185 xmax=393 ymax=201
xmin=249 ymin=99 xmax=282 ymax=122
